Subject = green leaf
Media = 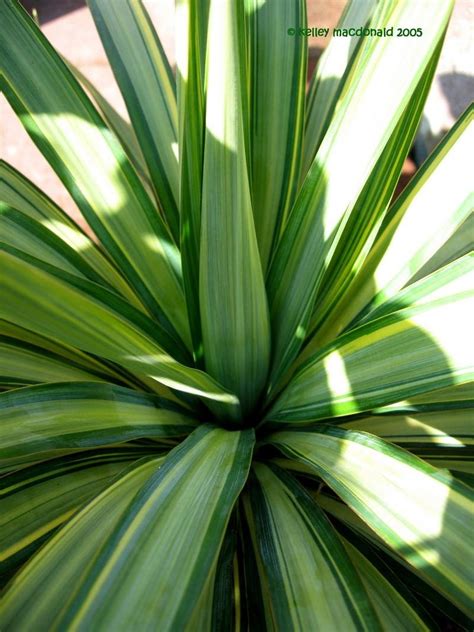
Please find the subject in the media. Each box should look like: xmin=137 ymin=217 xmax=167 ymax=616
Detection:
xmin=410 ymin=211 xmax=474 ymax=284
xmin=67 ymin=63 xmax=152 ymax=191
xmin=199 ymin=0 xmax=270 ymax=417
xmin=310 ymin=103 xmax=473 ymax=349
xmin=268 ymin=426 xmax=474 ymax=615
xmin=265 ymin=0 xmax=453 ymax=387
xmin=211 ymin=516 xmax=238 ymax=632
xmin=1 ymin=425 xmax=255 ymax=629
xmin=236 ymin=502 xmax=268 ymax=631
xmin=0 ymin=337 xmax=107 ymax=388
xmin=341 ymin=379 xmax=474 ymax=472
xmin=0 ymin=247 xmax=240 ymax=415
xmin=0 ymin=320 xmax=142 ymax=390
xmin=355 ymin=253 xmax=474 ymax=326
xmin=87 ymin=0 xmax=180 ymax=242
xmin=342 ymin=408 xmax=473 ymax=451
xmin=303 ymin=0 xmax=376 ymax=175
xmin=0 ymin=205 xmax=123 ymax=289
xmin=340 ymin=524 xmax=474 ymax=630
xmin=342 ymin=538 xmax=429 ymax=631
xmin=176 ymin=0 xmax=208 ymax=363
xmin=0 ymin=447 xmax=155 ymax=572
xmin=245 ymin=0 xmax=307 ymax=271
xmin=242 ymin=462 xmax=380 ymax=630
xmin=0 ymin=382 xmax=195 ymax=471
xmin=0 ymin=160 xmax=140 ymax=308
xmin=305 ymin=42 xmax=441 ymax=352
xmin=0 ymin=457 xmax=162 ymax=627
xmin=268 ymin=290 xmax=473 ymax=425
xmin=0 ymin=2 xmax=190 ymax=346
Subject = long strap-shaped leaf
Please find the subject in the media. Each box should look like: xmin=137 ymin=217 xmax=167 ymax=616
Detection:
xmin=0 ymin=205 xmax=126 ymax=291
xmin=0 ymin=457 xmax=162 ymax=628
xmin=176 ymin=0 xmax=208 ymax=363
xmin=267 ymin=290 xmax=473 ymax=425
xmin=3 ymin=425 xmax=253 ymax=629
xmin=0 ymin=2 xmax=190 ymax=346
xmin=0 ymin=448 xmax=155 ymax=572
xmin=303 ymin=254 xmax=474 ymax=375
xmin=199 ymin=0 xmax=270 ymax=417
xmin=0 ymin=249 xmax=240 ymax=416
xmin=0 ymin=320 xmax=143 ymax=390
xmin=242 ymin=463 xmax=380 ymax=631
xmin=310 ymin=104 xmax=473 ymax=349
xmin=356 ymin=253 xmax=474 ymax=326
xmin=67 ymin=63 xmax=152 ymax=193
xmin=343 ymin=407 xmax=473 ymax=451
xmin=245 ymin=0 xmax=307 ymax=271
xmin=410 ymin=212 xmax=474 ymax=284
xmin=317 ymin=493 xmax=474 ymax=628
xmin=265 ymin=0 xmax=453 ymax=387
xmin=1 ymin=243 xmax=188 ymax=357
xmin=349 ymin=393 xmax=474 ymax=482
xmin=341 ymin=538 xmax=430 ymax=631
xmin=0 ymin=160 xmax=140 ymax=308
xmin=0 ymin=382 xmax=195 ymax=471
xmin=303 ymin=0 xmax=376 ymax=176
xmin=87 ymin=0 xmax=180 ymax=242
xmin=0 ymin=337 xmax=108 ymax=388
xmin=307 ymin=42 xmax=441 ymax=347
xmin=268 ymin=427 xmax=474 ymax=615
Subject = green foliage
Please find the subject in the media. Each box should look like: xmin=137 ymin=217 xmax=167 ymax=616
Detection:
xmin=0 ymin=0 xmax=472 ymax=628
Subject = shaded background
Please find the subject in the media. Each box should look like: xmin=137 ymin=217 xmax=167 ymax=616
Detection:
xmin=1 ymin=0 xmax=473 ymax=230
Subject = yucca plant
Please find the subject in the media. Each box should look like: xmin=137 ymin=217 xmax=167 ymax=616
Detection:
xmin=0 ymin=0 xmax=472 ymax=628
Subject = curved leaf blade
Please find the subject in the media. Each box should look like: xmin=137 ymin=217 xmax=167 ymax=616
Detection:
xmin=0 ymin=248 xmax=240 ymax=416
xmin=0 ymin=2 xmax=190 ymax=346
xmin=311 ymin=104 xmax=473 ymax=348
xmin=246 ymin=0 xmax=307 ymax=271
xmin=303 ymin=0 xmax=376 ymax=175
xmin=2 ymin=425 xmax=255 ymax=630
xmin=0 ymin=160 xmax=139 ymax=307
xmin=0 ymin=457 xmax=162 ymax=628
xmin=0 ymin=382 xmax=196 ymax=470
xmin=199 ymin=0 xmax=270 ymax=416
xmin=268 ymin=426 xmax=474 ymax=615
xmin=0 ymin=448 xmax=154 ymax=572
xmin=268 ymin=292 xmax=473 ymax=425
xmin=266 ymin=0 xmax=453 ymax=387
xmin=87 ymin=0 xmax=180 ymax=241
xmin=242 ymin=462 xmax=380 ymax=631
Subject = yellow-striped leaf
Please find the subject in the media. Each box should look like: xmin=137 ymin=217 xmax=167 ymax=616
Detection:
xmin=303 ymin=0 xmax=376 ymax=174
xmin=265 ymin=0 xmax=453 ymax=387
xmin=242 ymin=462 xmax=380 ymax=630
xmin=0 ymin=447 xmax=156 ymax=572
xmin=176 ymin=0 xmax=208 ymax=363
xmin=0 ymin=382 xmax=195 ymax=471
xmin=87 ymin=0 xmax=180 ymax=241
xmin=1 ymin=425 xmax=254 ymax=629
xmin=268 ymin=426 xmax=474 ymax=615
xmin=268 ymin=291 xmax=473 ymax=425
xmin=310 ymin=103 xmax=473 ymax=349
xmin=246 ymin=0 xmax=307 ymax=271
xmin=0 ymin=2 xmax=190 ymax=346
xmin=0 ymin=248 xmax=240 ymax=415
xmin=199 ymin=0 xmax=270 ymax=418
xmin=0 ymin=160 xmax=140 ymax=307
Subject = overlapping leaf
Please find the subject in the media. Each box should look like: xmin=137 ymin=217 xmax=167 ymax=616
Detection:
xmin=268 ymin=427 xmax=474 ymax=614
